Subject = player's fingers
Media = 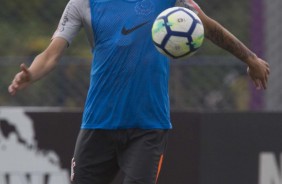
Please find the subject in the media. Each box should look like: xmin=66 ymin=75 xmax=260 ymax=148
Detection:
xmin=266 ymin=67 xmax=270 ymax=75
xmin=11 ymin=78 xmax=19 ymax=89
xmin=265 ymin=68 xmax=269 ymax=81
xmin=15 ymin=74 xmax=23 ymax=83
xmin=14 ymin=69 xmax=30 ymax=84
xmin=13 ymin=73 xmax=24 ymax=85
xmin=20 ymin=63 xmax=29 ymax=74
xmin=8 ymin=65 xmax=28 ymax=95
xmin=8 ymin=85 xmax=13 ymax=93
xmin=8 ymin=85 xmax=16 ymax=96
xmin=16 ymin=72 xmax=28 ymax=83
xmin=13 ymin=72 xmax=27 ymax=86
xmin=253 ymin=79 xmax=262 ymax=90
xmin=261 ymin=78 xmax=267 ymax=90
xmin=20 ymin=63 xmax=31 ymax=81
xmin=263 ymin=68 xmax=270 ymax=87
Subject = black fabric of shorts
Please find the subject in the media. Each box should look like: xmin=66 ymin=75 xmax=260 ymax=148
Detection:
xmin=71 ymin=129 xmax=169 ymax=184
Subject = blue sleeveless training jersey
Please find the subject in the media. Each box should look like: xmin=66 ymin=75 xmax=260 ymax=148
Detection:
xmin=81 ymin=0 xmax=177 ymax=129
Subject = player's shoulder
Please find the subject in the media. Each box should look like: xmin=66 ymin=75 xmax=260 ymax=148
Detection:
xmin=68 ymin=0 xmax=89 ymax=11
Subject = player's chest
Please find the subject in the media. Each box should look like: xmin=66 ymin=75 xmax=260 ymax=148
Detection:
xmin=89 ymin=0 xmax=176 ymax=40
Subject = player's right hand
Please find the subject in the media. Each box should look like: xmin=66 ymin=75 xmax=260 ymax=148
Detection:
xmin=8 ymin=63 xmax=32 ymax=96
xmin=247 ymin=56 xmax=270 ymax=90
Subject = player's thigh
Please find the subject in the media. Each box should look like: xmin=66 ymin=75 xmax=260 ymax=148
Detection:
xmin=71 ymin=130 xmax=119 ymax=184
xmin=120 ymin=129 xmax=169 ymax=184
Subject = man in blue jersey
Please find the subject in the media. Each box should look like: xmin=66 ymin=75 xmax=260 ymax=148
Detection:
xmin=8 ymin=0 xmax=270 ymax=183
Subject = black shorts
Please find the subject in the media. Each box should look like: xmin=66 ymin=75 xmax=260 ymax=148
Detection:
xmin=71 ymin=129 xmax=169 ymax=184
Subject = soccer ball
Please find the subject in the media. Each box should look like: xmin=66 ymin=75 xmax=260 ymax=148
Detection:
xmin=151 ymin=7 xmax=204 ymax=60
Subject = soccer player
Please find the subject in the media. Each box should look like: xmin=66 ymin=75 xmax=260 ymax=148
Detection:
xmin=8 ymin=0 xmax=270 ymax=183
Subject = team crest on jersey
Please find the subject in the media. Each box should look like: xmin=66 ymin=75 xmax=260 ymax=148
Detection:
xmin=135 ymin=0 xmax=154 ymax=15
xmin=123 ymin=0 xmax=155 ymax=16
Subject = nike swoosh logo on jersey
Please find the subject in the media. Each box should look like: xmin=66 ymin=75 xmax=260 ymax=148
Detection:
xmin=121 ymin=21 xmax=150 ymax=35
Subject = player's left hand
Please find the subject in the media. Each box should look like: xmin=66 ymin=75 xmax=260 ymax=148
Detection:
xmin=247 ymin=56 xmax=270 ymax=90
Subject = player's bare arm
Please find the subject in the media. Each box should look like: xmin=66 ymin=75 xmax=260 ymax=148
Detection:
xmin=197 ymin=10 xmax=270 ymax=90
xmin=8 ymin=38 xmax=68 ymax=95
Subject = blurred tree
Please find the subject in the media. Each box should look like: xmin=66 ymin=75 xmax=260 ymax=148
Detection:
xmin=0 ymin=0 xmax=90 ymax=57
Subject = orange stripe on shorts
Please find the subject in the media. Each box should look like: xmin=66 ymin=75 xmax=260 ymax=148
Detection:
xmin=156 ymin=154 xmax=164 ymax=183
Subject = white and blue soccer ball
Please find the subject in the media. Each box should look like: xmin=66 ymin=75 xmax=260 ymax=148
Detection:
xmin=151 ymin=7 xmax=204 ymax=59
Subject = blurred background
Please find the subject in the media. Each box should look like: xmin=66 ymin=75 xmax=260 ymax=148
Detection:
xmin=1 ymin=0 xmax=282 ymax=184
xmin=1 ymin=0 xmax=280 ymax=112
